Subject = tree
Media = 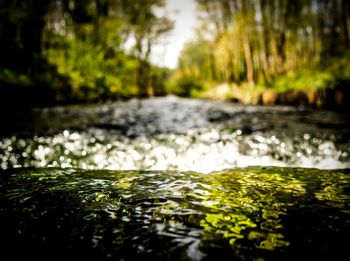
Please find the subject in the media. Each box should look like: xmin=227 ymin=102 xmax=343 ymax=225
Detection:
xmin=175 ymin=0 xmax=350 ymax=91
xmin=0 ymin=0 xmax=174 ymax=103
xmin=0 ymin=0 xmax=51 ymax=70
xmin=121 ymin=0 xmax=174 ymax=97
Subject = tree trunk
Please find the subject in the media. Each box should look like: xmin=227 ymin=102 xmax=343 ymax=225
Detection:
xmin=242 ymin=34 xmax=255 ymax=86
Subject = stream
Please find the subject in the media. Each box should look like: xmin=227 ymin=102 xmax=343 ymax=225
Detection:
xmin=1 ymin=96 xmax=350 ymax=172
xmin=1 ymin=167 xmax=350 ymax=260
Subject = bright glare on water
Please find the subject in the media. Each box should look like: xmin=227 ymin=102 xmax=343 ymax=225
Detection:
xmin=1 ymin=96 xmax=349 ymax=172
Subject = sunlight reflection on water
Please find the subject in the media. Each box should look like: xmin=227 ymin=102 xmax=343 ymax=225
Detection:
xmin=0 ymin=128 xmax=349 ymax=173
xmin=0 ymin=97 xmax=349 ymax=172
xmin=1 ymin=167 xmax=350 ymax=260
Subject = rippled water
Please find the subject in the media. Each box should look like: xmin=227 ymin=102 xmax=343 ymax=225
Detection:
xmin=1 ymin=167 xmax=350 ymax=260
xmin=1 ymin=96 xmax=349 ymax=172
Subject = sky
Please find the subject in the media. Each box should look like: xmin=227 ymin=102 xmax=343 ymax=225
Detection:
xmin=152 ymin=0 xmax=198 ymax=69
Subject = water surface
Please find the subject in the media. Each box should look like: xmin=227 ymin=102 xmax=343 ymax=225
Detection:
xmin=1 ymin=167 xmax=349 ymax=260
xmin=1 ymin=96 xmax=349 ymax=172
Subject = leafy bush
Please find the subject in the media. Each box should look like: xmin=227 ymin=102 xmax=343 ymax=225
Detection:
xmin=166 ymin=77 xmax=204 ymax=97
xmin=45 ymin=38 xmax=139 ymax=102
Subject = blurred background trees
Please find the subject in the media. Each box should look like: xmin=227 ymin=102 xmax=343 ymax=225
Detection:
xmin=0 ymin=0 xmax=349 ymax=107
xmin=174 ymin=0 xmax=350 ymax=106
xmin=0 ymin=0 xmax=173 ymax=104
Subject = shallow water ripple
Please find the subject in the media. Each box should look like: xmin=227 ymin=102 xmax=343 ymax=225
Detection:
xmin=1 ymin=167 xmax=350 ymax=260
xmin=1 ymin=97 xmax=349 ymax=171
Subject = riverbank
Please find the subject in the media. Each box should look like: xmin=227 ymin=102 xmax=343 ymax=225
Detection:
xmin=1 ymin=81 xmax=349 ymax=112
xmin=199 ymin=83 xmax=350 ymax=110
xmin=177 ymin=54 xmax=350 ymax=110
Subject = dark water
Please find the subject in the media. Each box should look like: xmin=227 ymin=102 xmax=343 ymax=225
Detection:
xmin=1 ymin=96 xmax=350 ymax=172
xmin=1 ymin=167 xmax=350 ymax=260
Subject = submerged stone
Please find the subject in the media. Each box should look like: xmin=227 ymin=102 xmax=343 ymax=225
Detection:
xmin=0 ymin=166 xmax=350 ymax=260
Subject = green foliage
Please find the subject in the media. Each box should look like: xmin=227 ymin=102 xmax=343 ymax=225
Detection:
xmin=167 ymin=77 xmax=204 ymax=97
xmin=0 ymin=66 xmax=60 ymax=90
xmin=41 ymin=0 xmax=173 ymax=102
xmin=265 ymin=52 xmax=350 ymax=93
xmin=0 ymin=0 xmax=173 ymax=104
xmin=324 ymin=52 xmax=350 ymax=82
xmin=45 ymin=36 xmax=139 ymax=102
xmin=174 ymin=0 xmax=350 ymax=104
xmin=0 ymin=69 xmax=32 ymax=86
xmin=267 ymin=70 xmax=335 ymax=92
